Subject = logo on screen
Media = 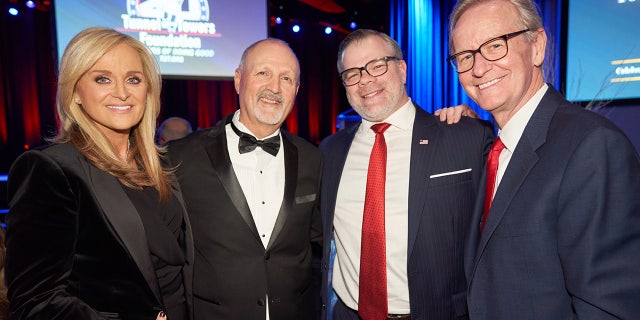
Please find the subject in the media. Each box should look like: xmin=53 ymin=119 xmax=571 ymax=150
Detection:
xmin=125 ymin=0 xmax=213 ymax=34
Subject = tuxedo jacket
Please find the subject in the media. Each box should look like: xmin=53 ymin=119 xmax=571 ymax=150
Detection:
xmin=6 ymin=142 xmax=194 ymax=320
xmin=166 ymin=119 xmax=323 ymax=320
xmin=465 ymin=86 xmax=640 ymax=319
xmin=320 ymin=106 xmax=494 ymax=319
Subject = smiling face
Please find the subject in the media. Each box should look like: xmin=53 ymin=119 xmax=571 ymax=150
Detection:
xmin=73 ymin=43 xmax=147 ymax=142
xmin=234 ymin=40 xmax=300 ymax=138
xmin=451 ymin=0 xmax=546 ymax=127
xmin=341 ymin=35 xmax=408 ymax=122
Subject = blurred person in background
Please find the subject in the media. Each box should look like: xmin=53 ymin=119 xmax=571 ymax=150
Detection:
xmin=157 ymin=116 xmax=193 ymax=145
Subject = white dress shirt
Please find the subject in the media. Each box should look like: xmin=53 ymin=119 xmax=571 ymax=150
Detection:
xmin=494 ymin=84 xmax=548 ymax=195
xmin=332 ymin=99 xmax=415 ymax=314
xmin=226 ymin=110 xmax=285 ymax=320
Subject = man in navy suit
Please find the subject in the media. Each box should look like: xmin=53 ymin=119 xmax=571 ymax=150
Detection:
xmin=448 ymin=0 xmax=640 ymax=318
xmin=320 ymin=29 xmax=494 ymax=320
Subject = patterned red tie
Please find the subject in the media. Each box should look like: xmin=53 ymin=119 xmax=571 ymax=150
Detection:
xmin=481 ymin=137 xmax=505 ymax=232
xmin=359 ymin=122 xmax=391 ymax=320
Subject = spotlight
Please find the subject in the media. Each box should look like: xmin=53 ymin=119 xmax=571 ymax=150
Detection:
xmin=9 ymin=7 xmax=19 ymax=15
xmin=292 ymin=24 xmax=300 ymax=33
xmin=350 ymin=21 xmax=357 ymax=30
xmin=26 ymin=0 xmax=35 ymax=9
xmin=324 ymin=26 xmax=333 ymax=35
xmin=275 ymin=17 xmax=282 ymax=24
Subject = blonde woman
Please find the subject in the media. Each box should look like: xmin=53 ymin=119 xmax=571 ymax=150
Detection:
xmin=5 ymin=27 xmax=193 ymax=320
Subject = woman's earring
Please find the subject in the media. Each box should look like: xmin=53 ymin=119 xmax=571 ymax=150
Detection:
xmin=74 ymin=98 xmax=81 ymax=104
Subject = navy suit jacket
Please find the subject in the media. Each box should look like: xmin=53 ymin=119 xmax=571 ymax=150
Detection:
xmin=166 ymin=118 xmax=322 ymax=320
xmin=320 ymin=105 xmax=494 ymax=319
xmin=466 ymin=86 xmax=640 ymax=319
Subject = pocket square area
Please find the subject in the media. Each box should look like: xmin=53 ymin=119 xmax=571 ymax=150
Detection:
xmin=429 ymin=168 xmax=472 ymax=179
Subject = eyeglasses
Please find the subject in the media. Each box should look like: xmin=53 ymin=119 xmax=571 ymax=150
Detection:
xmin=339 ymin=56 xmax=401 ymax=86
xmin=447 ymin=29 xmax=530 ymax=73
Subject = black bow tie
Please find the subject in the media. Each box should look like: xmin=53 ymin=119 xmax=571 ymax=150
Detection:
xmin=230 ymin=121 xmax=280 ymax=156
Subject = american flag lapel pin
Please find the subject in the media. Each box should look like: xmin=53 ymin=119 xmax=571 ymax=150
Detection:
xmin=419 ymin=139 xmax=429 ymax=145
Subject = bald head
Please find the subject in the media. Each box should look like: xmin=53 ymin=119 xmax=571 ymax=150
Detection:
xmin=157 ymin=117 xmax=193 ymax=145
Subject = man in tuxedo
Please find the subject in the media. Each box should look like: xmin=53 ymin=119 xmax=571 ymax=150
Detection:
xmin=166 ymin=38 xmax=322 ymax=320
xmin=320 ymin=29 xmax=494 ymax=320
xmin=447 ymin=0 xmax=640 ymax=318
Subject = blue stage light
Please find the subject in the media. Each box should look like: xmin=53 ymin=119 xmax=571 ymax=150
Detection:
xmin=26 ymin=0 xmax=36 ymax=9
xmin=350 ymin=21 xmax=357 ymax=29
xmin=9 ymin=7 xmax=19 ymax=15
xmin=292 ymin=24 xmax=300 ymax=33
xmin=324 ymin=26 xmax=332 ymax=35
xmin=275 ymin=17 xmax=282 ymax=24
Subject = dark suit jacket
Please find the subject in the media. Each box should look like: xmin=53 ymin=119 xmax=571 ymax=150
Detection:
xmin=465 ymin=86 xmax=640 ymax=319
xmin=5 ymin=142 xmax=194 ymax=320
xmin=166 ymin=119 xmax=323 ymax=320
xmin=320 ymin=106 xmax=494 ymax=319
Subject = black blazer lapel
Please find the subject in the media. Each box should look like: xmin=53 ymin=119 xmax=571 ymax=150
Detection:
xmin=83 ymin=162 xmax=162 ymax=304
xmin=171 ymin=181 xmax=194 ymax=313
xmin=267 ymin=132 xmax=297 ymax=249
xmin=407 ymin=107 xmax=440 ymax=258
xmin=204 ymin=127 xmax=261 ymax=239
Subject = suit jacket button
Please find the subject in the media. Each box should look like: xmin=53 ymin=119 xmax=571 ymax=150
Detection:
xmin=257 ymin=298 xmax=266 ymax=306
xmin=265 ymin=252 xmax=271 ymax=260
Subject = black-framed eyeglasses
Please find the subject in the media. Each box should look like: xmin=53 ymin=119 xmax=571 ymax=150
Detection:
xmin=447 ymin=29 xmax=530 ymax=73
xmin=339 ymin=56 xmax=401 ymax=86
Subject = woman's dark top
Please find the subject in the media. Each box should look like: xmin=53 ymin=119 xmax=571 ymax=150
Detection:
xmin=122 ymin=185 xmax=187 ymax=320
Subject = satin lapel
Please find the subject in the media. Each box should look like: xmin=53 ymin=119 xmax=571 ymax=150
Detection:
xmin=171 ymin=181 xmax=194 ymax=310
xmin=83 ymin=162 xmax=162 ymax=303
xmin=204 ymin=128 xmax=260 ymax=238
xmin=172 ymin=182 xmax=194 ymax=265
xmin=407 ymin=108 xmax=440 ymax=258
xmin=267 ymin=133 xmax=297 ymax=249
xmin=472 ymin=86 xmax=559 ymax=275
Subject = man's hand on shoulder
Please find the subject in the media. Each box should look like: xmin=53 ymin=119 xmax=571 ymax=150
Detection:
xmin=434 ymin=104 xmax=479 ymax=124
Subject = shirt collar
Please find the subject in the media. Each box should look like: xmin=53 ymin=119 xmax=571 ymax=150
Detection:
xmin=232 ymin=110 xmax=280 ymax=139
xmin=498 ymin=84 xmax=548 ymax=152
xmin=360 ymin=98 xmax=415 ymax=133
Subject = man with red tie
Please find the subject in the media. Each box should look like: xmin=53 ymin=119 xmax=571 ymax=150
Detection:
xmin=319 ymin=29 xmax=494 ymax=320
xmin=448 ymin=0 xmax=640 ymax=318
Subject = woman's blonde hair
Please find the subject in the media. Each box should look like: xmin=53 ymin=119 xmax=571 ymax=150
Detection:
xmin=52 ymin=27 xmax=173 ymax=200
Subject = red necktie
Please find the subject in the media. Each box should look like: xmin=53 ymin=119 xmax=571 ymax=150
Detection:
xmin=481 ymin=137 xmax=505 ymax=232
xmin=359 ymin=122 xmax=391 ymax=320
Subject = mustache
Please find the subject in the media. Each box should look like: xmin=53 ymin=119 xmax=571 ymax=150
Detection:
xmin=258 ymin=90 xmax=283 ymax=104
